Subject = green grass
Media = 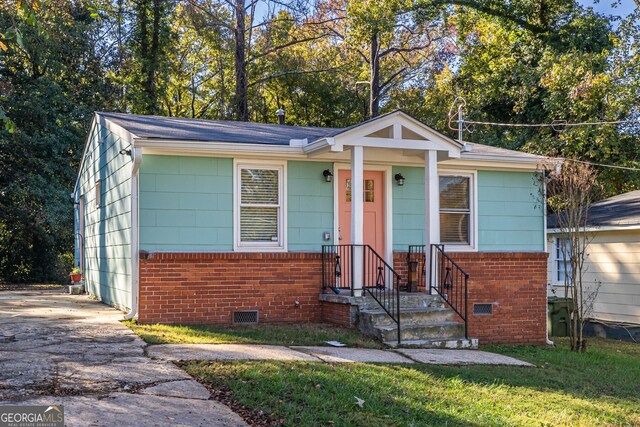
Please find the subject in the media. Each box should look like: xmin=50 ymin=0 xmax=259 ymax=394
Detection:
xmin=182 ymin=338 xmax=640 ymax=427
xmin=124 ymin=321 xmax=384 ymax=348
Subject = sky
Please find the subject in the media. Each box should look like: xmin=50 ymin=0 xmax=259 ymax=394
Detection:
xmin=578 ymin=0 xmax=637 ymax=18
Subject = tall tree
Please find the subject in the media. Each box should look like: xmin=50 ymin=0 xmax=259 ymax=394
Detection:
xmin=0 ymin=0 xmax=110 ymax=282
xmin=188 ymin=0 xmax=331 ymax=121
xmin=129 ymin=0 xmax=173 ymax=114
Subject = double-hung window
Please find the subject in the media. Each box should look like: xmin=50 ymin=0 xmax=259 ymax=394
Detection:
xmin=439 ymin=174 xmax=474 ymax=248
xmin=555 ymin=237 xmax=572 ymax=284
xmin=235 ymin=162 xmax=285 ymax=251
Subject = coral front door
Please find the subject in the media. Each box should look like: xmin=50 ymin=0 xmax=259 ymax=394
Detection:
xmin=338 ymin=170 xmax=385 ymax=256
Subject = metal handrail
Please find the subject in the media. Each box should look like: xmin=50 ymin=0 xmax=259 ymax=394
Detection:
xmin=429 ymin=244 xmax=469 ymax=339
xmin=322 ymin=244 xmax=402 ymax=344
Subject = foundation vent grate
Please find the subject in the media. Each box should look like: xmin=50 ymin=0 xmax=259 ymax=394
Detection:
xmin=233 ymin=310 xmax=259 ymax=324
xmin=473 ymin=303 xmax=493 ymax=315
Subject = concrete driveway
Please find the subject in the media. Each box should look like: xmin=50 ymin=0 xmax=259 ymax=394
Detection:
xmin=0 ymin=290 xmax=247 ymax=427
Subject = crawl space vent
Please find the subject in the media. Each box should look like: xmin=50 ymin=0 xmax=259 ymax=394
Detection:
xmin=233 ymin=310 xmax=259 ymax=324
xmin=473 ymin=303 xmax=493 ymax=315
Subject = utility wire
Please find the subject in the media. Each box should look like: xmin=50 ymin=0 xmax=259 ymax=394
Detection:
xmin=446 ymin=98 xmax=640 ymax=172
xmin=565 ymin=158 xmax=640 ymax=172
xmin=450 ymin=118 xmax=640 ymax=128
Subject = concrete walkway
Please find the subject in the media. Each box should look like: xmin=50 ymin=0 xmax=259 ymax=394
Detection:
xmin=148 ymin=343 xmax=533 ymax=366
xmin=0 ymin=291 xmax=246 ymax=427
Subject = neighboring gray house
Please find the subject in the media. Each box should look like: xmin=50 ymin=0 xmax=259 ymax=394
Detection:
xmin=548 ymin=190 xmax=640 ymax=326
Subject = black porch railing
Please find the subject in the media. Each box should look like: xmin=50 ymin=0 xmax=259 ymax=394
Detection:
xmin=406 ymin=245 xmax=427 ymax=292
xmin=429 ymin=244 xmax=469 ymax=339
xmin=322 ymin=244 xmax=401 ymax=344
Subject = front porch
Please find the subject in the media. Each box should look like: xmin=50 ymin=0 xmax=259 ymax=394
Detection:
xmin=319 ymin=243 xmax=475 ymax=348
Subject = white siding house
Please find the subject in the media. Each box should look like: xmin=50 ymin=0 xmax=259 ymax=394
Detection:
xmin=548 ymin=190 xmax=640 ymax=326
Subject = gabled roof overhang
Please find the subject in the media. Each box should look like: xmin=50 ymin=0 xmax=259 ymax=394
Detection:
xmin=304 ymin=111 xmax=463 ymax=160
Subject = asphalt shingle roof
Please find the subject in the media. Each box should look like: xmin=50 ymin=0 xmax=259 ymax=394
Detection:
xmin=548 ymin=189 xmax=640 ymax=228
xmin=98 ymin=112 xmax=341 ymax=145
xmin=97 ymin=112 xmax=540 ymax=161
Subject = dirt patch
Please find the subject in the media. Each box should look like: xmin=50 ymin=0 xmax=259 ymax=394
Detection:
xmin=186 ymin=374 xmax=282 ymax=427
xmin=0 ymin=283 xmax=66 ymax=291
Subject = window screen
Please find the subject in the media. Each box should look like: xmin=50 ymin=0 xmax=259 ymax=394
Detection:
xmin=439 ymin=176 xmax=470 ymax=244
xmin=239 ymin=168 xmax=281 ymax=244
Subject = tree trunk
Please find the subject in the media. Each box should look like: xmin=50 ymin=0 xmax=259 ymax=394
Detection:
xmin=369 ymin=31 xmax=380 ymax=119
xmin=145 ymin=0 xmax=162 ymax=114
xmin=234 ymin=0 xmax=248 ymax=121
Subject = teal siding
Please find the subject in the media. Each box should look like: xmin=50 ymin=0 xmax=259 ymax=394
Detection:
xmin=76 ymin=123 xmax=132 ymax=310
xmin=477 ymin=170 xmax=544 ymax=251
xmin=139 ymin=155 xmax=233 ymax=251
xmin=392 ymin=166 xmax=425 ymax=251
xmin=287 ymin=161 xmax=334 ymax=251
xmin=391 ymin=167 xmax=544 ymax=252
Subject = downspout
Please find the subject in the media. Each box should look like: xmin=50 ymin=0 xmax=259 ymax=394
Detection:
xmin=124 ymin=147 xmax=143 ymax=320
xmin=543 ymin=170 xmax=554 ymax=346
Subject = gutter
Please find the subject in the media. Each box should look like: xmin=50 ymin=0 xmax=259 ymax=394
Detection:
xmin=124 ymin=147 xmax=143 ymax=320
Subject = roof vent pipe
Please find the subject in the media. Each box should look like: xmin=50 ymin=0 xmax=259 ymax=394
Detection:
xmin=276 ymin=108 xmax=285 ymax=125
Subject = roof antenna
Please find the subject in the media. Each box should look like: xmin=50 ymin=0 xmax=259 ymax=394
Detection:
xmin=457 ymin=103 xmax=464 ymax=143
xmin=276 ymin=108 xmax=285 ymax=125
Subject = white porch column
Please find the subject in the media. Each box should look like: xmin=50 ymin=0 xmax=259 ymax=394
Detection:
xmin=425 ymin=150 xmax=440 ymax=293
xmin=351 ymin=146 xmax=364 ymax=296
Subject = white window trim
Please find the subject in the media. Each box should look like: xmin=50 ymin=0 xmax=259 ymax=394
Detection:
xmin=438 ymin=170 xmax=478 ymax=252
xmin=233 ymin=159 xmax=287 ymax=252
xmin=552 ymin=237 xmax=571 ymax=286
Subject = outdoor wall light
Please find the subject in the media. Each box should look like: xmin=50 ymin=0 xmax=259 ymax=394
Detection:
xmin=394 ymin=173 xmax=405 ymax=186
xmin=323 ymin=169 xmax=334 ymax=182
xmin=119 ymin=148 xmax=131 ymax=156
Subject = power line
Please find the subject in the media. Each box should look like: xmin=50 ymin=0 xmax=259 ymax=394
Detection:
xmin=450 ymin=118 xmax=640 ymax=128
xmin=445 ymin=98 xmax=640 ymax=172
xmin=565 ymin=158 xmax=640 ymax=172
xmin=447 ymin=97 xmax=640 ymax=132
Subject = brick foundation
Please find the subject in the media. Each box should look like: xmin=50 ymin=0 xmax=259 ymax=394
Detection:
xmin=452 ymin=252 xmax=548 ymax=345
xmin=320 ymin=300 xmax=356 ymax=328
xmin=138 ymin=252 xmax=323 ymax=324
xmin=138 ymin=250 xmax=547 ymax=345
xmin=394 ymin=251 xmax=547 ymax=345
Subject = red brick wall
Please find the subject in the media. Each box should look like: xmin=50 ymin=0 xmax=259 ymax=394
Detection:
xmin=393 ymin=251 xmax=426 ymax=292
xmin=138 ymin=252 xmax=323 ymax=324
xmin=393 ymin=252 xmax=409 ymax=289
xmin=450 ymin=252 xmax=548 ymax=345
xmin=394 ymin=251 xmax=548 ymax=345
xmin=138 ymin=250 xmax=547 ymax=345
xmin=320 ymin=301 xmax=354 ymax=328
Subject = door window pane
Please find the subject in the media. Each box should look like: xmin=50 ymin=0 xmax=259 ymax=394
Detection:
xmin=346 ymin=178 xmax=375 ymax=202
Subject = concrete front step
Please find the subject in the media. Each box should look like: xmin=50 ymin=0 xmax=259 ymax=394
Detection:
xmin=360 ymin=307 xmax=456 ymax=328
xmin=375 ymin=322 xmax=465 ymax=342
xmin=359 ymin=293 xmax=445 ymax=310
xmin=386 ymin=338 xmax=479 ymax=349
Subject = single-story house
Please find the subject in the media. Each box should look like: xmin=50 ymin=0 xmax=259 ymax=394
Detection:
xmin=73 ymin=110 xmax=549 ymax=346
xmin=548 ymin=190 xmax=640 ymax=329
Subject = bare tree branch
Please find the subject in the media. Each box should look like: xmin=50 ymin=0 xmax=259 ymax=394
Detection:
xmin=248 ymin=66 xmax=344 ymax=87
xmin=247 ymin=33 xmax=330 ymax=63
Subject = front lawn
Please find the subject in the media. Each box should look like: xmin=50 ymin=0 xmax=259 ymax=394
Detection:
xmin=183 ymin=338 xmax=640 ymax=427
xmin=124 ymin=321 xmax=384 ymax=348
